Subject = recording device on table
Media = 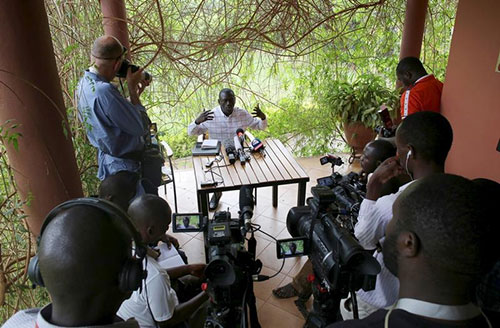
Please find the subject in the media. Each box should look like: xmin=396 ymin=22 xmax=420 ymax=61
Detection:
xmin=244 ymin=131 xmax=265 ymax=155
xmin=279 ymin=186 xmax=380 ymax=327
xmin=374 ymin=105 xmax=395 ymax=138
xmin=234 ymin=128 xmax=250 ymax=164
xmin=178 ymin=185 xmax=277 ymax=328
xmin=320 ymin=154 xmax=344 ymax=173
xmin=116 ymin=59 xmax=152 ymax=81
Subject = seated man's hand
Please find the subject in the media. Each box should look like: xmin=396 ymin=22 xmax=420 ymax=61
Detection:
xmin=366 ymin=156 xmax=404 ymax=201
xmin=161 ymin=233 xmax=180 ymax=249
xmin=188 ymin=264 xmax=206 ymax=278
xmin=147 ymin=247 xmax=161 ymax=260
xmin=252 ymin=103 xmax=266 ymax=120
xmin=194 ymin=109 xmax=214 ymax=125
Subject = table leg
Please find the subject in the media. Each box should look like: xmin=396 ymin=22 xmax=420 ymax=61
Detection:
xmin=272 ymin=185 xmax=278 ymax=208
xmin=198 ymin=191 xmax=209 ymax=218
xmin=297 ymin=181 xmax=307 ymax=206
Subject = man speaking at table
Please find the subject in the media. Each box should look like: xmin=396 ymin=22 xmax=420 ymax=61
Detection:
xmin=188 ymin=88 xmax=267 ymax=210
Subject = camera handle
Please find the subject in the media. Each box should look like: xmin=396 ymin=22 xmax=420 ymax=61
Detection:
xmin=305 ymin=272 xmax=343 ymax=328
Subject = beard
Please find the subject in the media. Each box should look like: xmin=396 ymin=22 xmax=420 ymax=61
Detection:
xmin=382 ymin=232 xmax=400 ymax=277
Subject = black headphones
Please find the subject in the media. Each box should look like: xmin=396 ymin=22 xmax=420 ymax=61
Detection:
xmin=28 ymin=197 xmax=147 ymax=293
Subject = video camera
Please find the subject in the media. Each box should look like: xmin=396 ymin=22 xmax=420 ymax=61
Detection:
xmin=174 ymin=186 xmax=263 ymax=328
xmin=285 ymin=186 xmax=381 ymax=327
xmin=316 ymin=169 xmax=366 ymax=232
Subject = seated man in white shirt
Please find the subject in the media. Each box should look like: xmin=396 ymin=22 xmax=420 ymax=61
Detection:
xmin=3 ymin=200 xmax=142 ymax=328
xmin=117 ymin=195 xmax=208 ymax=328
xmin=187 ymin=88 xmax=267 ymax=210
xmin=343 ymin=111 xmax=453 ymax=320
xmin=329 ymin=174 xmax=495 ymax=328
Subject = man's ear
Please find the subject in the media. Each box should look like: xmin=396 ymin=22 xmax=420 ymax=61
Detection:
xmin=398 ymin=231 xmax=420 ymax=258
xmin=407 ymin=144 xmax=416 ymax=160
xmin=147 ymin=226 xmax=154 ymax=237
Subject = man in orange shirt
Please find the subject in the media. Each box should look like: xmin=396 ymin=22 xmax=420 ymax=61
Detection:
xmin=397 ymin=57 xmax=443 ymax=119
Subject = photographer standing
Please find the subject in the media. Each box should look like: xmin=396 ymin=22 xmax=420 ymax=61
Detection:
xmin=344 ymin=112 xmax=453 ymax=319
xmin=77 ymin=36 xmax=155 ymax=193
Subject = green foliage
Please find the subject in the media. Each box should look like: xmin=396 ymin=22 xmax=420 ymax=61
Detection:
xmin=315 ymin=74 xmax=400 ymax=129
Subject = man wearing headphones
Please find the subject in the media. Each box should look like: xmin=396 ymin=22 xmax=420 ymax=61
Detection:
xmin=3 ymin=199 xmax=144 ymax=327
xmin=117 ymin=195 xmax=208 ymax=328
xmin=341 ymin=112 xmax=453 ymax=319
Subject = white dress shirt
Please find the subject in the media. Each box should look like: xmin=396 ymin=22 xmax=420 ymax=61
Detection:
xmin=187 ymin=105 xmax=267 ymax=142
xmin=354 ymin=181 xmax=414 ymax=309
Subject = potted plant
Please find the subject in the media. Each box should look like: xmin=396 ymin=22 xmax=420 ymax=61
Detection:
xmin=317 ymin=74 xmax=399 ymax=157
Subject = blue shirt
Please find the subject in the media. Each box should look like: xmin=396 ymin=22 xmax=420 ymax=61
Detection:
xmin=77 ymin=70 xmax=147 ymax=180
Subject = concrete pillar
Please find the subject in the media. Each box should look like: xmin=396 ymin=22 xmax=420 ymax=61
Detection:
xmin=0 ymin=1 xmax=83 ymax=236
xmin=100 ymin=0 xmax=131 ymax=59
xmin=400 ymin=0 xmax=429 ymax=60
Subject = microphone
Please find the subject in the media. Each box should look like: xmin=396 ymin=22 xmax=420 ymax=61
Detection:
xmin=239 ymin=185 xmax=254 ymax=236
xmin=233 ymin=135 xmax=246 ymax=164
xmin=244 ymin=131 xmax=265 ymax=154
xmin=223 ymin=139 xmax=236 ymax=164
xmin=236 ymin=128 xmax=245 ymax=145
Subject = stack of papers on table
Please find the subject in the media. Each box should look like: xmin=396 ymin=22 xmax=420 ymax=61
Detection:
xmin=201 ymin=139 xmax=219 ymax=149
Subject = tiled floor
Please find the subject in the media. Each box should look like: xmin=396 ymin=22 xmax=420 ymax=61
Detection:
xmin=160 ymin=155 xmax=360 ymax=327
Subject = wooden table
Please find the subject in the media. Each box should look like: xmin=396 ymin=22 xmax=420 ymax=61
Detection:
xmin=192 ymin=138 xmax=310 ymax=217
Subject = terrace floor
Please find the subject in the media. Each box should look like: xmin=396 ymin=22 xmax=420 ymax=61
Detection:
xmin=160 ymin=154 xmax=360 ymax=328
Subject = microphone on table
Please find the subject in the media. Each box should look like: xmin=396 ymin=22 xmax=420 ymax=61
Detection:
xmin=244 ymin=131 xmax=265 ymax=155
xmin=239 ymin=185 xmax=254 ymax=238
xmin=223 ymin=139 xmax=236 ymax=164
xmin=234 ymin=128 xmax=247 ymax=164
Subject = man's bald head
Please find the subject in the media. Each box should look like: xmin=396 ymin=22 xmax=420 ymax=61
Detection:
xmin=38 ymin=205 xmax=133 ymax=319
xmin=128 ymin=195 xmax=172 ymax=245
xmin=91 ymin=35 xmax=124 ymax=60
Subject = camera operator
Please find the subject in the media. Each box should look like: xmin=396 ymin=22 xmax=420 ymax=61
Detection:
xmin=272 ymin=140 xmax=403 ymax=309
xmin=117 ymin=195 xmax=208 ymax=328
xmin=360 ymin=140 xmax=411 ymax=197
xmin=329 ymin=174 xmax=495 ymax=327
xmin=344 ymin=112 xmax=453 ymax=319
xmin=3 ymin=201 xmax=142 ymax=328
xmin=77 ymin=35 xmax=156 ymax=194
xmin=187 ymin=88 xmax=267 ymax=210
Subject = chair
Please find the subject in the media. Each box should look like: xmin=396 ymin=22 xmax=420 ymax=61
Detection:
xmin=160 ymin=140 xmax=178 ymax=213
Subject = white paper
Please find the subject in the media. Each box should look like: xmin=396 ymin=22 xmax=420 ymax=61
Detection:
xmin=156 ymin=243 xmax=185 ymax=268
xmin=201 ymin=139 xmax=218 ymax=149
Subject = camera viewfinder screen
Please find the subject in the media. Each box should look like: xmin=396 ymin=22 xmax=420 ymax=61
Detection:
xmin=172 ymin=213 xmax=202 ymax=232
xmin=277 ymin=238 xmax=306 ymax=258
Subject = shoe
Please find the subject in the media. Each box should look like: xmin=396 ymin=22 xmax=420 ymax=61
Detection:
xmin=209 ymin=192 xmax=222 ymax=210
xmin=272 ymin=283 xmax=299 ymax=299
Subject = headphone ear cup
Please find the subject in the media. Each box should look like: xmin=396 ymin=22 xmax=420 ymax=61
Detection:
xmin=119 ymin=259 xmax=145 ymax=293
xmin=28 ymin=255 xmax=44 ymax=287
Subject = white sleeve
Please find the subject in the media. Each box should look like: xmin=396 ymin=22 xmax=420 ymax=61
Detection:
xmin=243 ymin=110 xmax=267 ymax=131
xmin=187 ymin=121 xmax=208 ymax=136
xmin=146 ymin=272 xmax=178 ymax=321
xmin=354 ymin=196 xmax=394 ymax=250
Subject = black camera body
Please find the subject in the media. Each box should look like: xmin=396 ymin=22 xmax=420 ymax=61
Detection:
xmin=203 ymin=196 xmax=262 ymax=328
xmin=287 ymin=186 xmax=380 ymax=327
xmin=116 ymin=59 xmax=151 ymax=81
xmin=374 ymin=125 xmax=395 ymax=138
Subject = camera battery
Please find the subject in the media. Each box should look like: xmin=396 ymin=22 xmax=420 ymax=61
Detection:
xmin=208 ymin=221 xmax=232 ymax=244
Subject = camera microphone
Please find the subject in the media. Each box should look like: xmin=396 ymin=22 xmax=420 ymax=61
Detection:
xmin=239 ymin=185 xmax=254 ymax=236
xmin=223 ymin=139 xmax=236 ymax=164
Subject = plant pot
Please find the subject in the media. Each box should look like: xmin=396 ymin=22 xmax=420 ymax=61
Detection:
xmin=343 ymin=121 xmax=376 ymax=155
